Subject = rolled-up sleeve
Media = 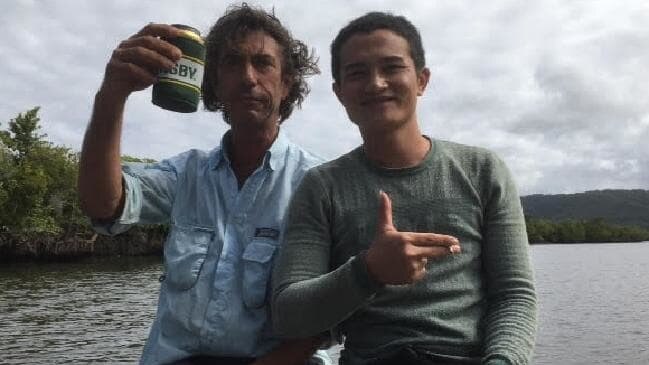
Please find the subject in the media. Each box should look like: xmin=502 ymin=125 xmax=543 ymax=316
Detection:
xmin=91 ymin=160 xmax=178 ymax=236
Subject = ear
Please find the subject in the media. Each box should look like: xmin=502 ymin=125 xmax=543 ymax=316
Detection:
xmin=332 ymin=82 xmax=344 ymax=105
xmin=416 ymin=67 xmax=431 ymax=96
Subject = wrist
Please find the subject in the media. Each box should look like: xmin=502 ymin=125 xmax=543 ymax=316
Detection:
xmin=362 ymin=248 xmax=384 ymax=285
xmin=353 ymin=251 xmax=384 ymax=292
xmin=97 ymin=80 xmax=130 ymax=105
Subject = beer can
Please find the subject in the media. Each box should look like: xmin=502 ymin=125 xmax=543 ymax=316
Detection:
xmin=152 ymin=24 xmax=205 ymax=113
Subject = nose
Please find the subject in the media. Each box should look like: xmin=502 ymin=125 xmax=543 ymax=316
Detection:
xmin=241 ymin=62 xmax=257 ymax=87
xmin=365 ymin=70 xmax=388 ymax=93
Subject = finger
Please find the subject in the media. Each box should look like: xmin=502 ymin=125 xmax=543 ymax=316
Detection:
xmin=107 ymin=59 xmax=157 ymax=88
xmin=113 ymin=46 xmax=176 ymax=76
xmin=119 ymin=36 xmax=182 ymax=63
xmin=377 ymin=190 xmax=395 ymax=233
xmin=411 ymin=244 xmax=461 ymax=258
xmin=411 ymin=259 xmax=428 ymax=282
xmin=132 ymin=23 xmax=182 ymax=39
xmin=406 ymin=232 xmax=459 ymax=247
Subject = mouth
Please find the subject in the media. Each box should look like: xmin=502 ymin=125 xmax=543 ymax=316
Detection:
xmin=240 ymin=94 xmax=266 ymax=102
xmin=239 ymin=94 xmax=270 ymax=109
xmin=361 ymin=96 xmax=398 ymax=106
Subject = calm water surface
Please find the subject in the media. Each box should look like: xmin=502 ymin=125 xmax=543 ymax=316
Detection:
xmin=1 ymin=243 xmax=648 ymax=364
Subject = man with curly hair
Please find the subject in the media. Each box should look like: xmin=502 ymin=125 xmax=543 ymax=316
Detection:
xmin=78 ymin=4 xmax=329 ymax=365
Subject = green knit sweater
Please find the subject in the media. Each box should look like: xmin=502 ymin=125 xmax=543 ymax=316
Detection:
xmin=272 ymin=139 xmax=537 ymax=365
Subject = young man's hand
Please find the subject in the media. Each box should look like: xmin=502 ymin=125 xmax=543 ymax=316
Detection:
xmin=364 ymin=191 xmax=461 ymax=285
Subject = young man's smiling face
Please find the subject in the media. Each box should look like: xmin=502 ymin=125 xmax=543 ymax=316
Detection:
xmin=333 ymin=29 xmax=430 ymax=135
xmin=215 ymin=30 xmax=289 ymax=128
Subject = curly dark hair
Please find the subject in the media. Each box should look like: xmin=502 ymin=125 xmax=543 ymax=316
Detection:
xmin=202 ymin=3 xmax=320 ymax=124
xmin=331 ymin=12 xmax=426 ymax=83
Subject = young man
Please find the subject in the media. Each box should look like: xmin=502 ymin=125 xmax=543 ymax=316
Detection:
xmin=78 ymin=4 xmax=330 ymax=365
xmin=272 ymin=12 xmax=537 ymax=365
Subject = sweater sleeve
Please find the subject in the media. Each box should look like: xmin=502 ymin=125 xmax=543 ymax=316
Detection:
xmin=271 ymin=170 xmax=381 ymax=338
xmin=480 ymin=155 xmax=538 ymax=365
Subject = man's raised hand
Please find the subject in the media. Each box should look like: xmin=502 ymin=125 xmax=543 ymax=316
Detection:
xmin=101 ymin=23 xmax=183 ymax=100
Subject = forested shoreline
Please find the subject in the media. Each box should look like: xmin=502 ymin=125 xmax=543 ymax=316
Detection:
xmin=525 ymin=217 xmax=649 ymax=243
xmin=1 ymin=108 xmax=647 ymax=261
xmin=0 ymin=107 xmax=166 ymax=261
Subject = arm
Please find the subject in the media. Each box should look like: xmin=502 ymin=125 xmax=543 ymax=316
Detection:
xmin=252 ymin=338 xmax=323 ymax=365
xmin=78 ymin=24 xmax=181 ymax=220
xmin=272 ymin=171 xmax=379 ymax=338
xmin=481 ymin=156 xmax=538 ymax=365
xmin=78 ymin=88 xmax=127 ymax=220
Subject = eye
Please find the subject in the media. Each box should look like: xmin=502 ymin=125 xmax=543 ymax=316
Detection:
xmin=385 ymin=64 xmax=406 ymax=73
xmin=253 ymin=56 xmax=276 ymax=70
xmin=344 ymin=69 xmax=366 ymax=80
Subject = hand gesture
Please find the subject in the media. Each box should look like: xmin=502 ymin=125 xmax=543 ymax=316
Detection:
xmin=364 ymin=191 xmax=461 ymax=285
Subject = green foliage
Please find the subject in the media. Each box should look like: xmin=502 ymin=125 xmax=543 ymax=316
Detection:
xmin=122 ymin=155 xmax=157 ymax=163
xmin=526 ymin=216 xmax=649 ymax=244
xmin=0 ymin=143 xmax=11 ymax=220
xmin=0 ymin=107 xmax=83 ymax=234
xmin=1 ymin=107 xmax=47 ymax=162
xmin=1 ymin=108 xmax=165 ymax=244
xmin=522 ymin=190 xmax=649 ymax=229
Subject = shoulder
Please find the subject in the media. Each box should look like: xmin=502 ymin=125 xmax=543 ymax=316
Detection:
xmin=152 ymin=148 xmax=213 ymax=176
xmin=434 ymin=139 xmax=499 ymax=163
xmin=433 ymin=139 xmax=508 ymax=176
xmin=296 ymin=148 xmax=364 ymax=193
xmin=307 ymin=147 xmax=362 ymax=178
xmin=285 ymin=142 xmax=325 ymax=171
xmin=432 ymin=139 xmax=517 ymax=196
xmin=434 ymin=140 xmax=522 ymax=209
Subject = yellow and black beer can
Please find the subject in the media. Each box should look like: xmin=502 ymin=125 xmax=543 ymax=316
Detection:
xmin=152 ymin=24 xmax=205 ymax=113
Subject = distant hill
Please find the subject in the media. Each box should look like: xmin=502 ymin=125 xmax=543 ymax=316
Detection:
xmin=521 ymin=189 xmax=649 ymax=229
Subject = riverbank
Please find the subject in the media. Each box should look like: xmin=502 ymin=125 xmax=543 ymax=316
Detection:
xmin=0 ymin=227 xmax=164 ymax=262
xmin=2 ymin=230 xmax=647 ymax=262
xmin=530 ymin=240 xmax=648 ymax=245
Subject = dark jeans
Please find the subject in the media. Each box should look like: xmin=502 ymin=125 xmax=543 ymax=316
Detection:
xmin=170 ymin=355 xmax=325 ymax=365
xmin=169 ymin=356 xmax=255 ymax=365
xmin=367 ymin=346 xmax=481 ymax=365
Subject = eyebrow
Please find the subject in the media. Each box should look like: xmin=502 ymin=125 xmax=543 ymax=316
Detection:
xmin=220 ymin=50 xmax=277 ymax=62
xmin=380 ymin=56 xmax=406 ymax=64
xmin=342 ymin=56 xmax=407 ymax=70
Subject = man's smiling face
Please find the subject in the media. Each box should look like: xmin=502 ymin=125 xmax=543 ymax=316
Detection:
xmin=333 ymin=29 xmax=429 ymax=135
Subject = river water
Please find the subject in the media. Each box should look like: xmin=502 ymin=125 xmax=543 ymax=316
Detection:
xmin=1 ymin=243 xmax=648 ymax=364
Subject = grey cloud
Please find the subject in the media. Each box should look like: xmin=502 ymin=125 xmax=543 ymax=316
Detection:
xmin=2 ymin=0 xmax=648 ymax=195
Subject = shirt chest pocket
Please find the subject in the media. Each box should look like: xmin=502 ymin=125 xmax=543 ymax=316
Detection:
xmin=242 ymin=238 xmax=277 ymax=309
xmin=164 ymin=224 xmax=213 ymax=291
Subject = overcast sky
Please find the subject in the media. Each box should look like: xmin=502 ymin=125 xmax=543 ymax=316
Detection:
xmin=2 ymin=0 xmax=648 ymax=195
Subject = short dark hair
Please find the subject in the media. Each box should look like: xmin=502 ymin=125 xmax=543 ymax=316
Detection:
xmin=202 ymin=3 xmax=319 ymax=123
xmin=330 ymin=12 xmax=425 ymax=83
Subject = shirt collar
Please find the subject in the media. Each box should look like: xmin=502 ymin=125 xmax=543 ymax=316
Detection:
xmin=208 ymin=128 xmax=289 ymax=171
xmin=266 ymin=128 xmax=289 ymax=171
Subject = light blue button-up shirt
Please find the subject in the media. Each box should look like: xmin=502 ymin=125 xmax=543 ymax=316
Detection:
xmin=94 ymin=130 xmax=328 ymax=365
